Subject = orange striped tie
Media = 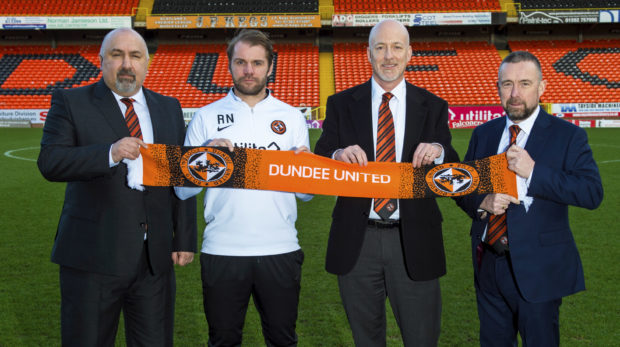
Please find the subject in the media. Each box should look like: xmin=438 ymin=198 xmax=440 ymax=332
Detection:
xmin=120 ymin=98 xmax=143 ymax=140
xmin=373 ymin=92 xmax=397 ymax=220
xmin=486 ymin=124 xmax=521 ymax=254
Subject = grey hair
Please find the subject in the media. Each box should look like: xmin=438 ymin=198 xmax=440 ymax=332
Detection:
xmin=499 ymin=50 xmax=543 ymax=81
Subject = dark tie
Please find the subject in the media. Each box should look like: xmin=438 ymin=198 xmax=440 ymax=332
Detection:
xmin=373 ymin=92 xmax=397 ymax=220
xmin=120 ymin=97 xmax=143 ymax=140
xmin=486 ymin=124 xmax=521 ymax=254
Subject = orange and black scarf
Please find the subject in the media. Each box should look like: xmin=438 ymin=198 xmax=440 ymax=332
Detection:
xmin=126 ymin=144 xmax=516 ymax=199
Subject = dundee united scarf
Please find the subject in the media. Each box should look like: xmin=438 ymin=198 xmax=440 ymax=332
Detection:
xmin=126 ymin=144 xmax=517 ymax=199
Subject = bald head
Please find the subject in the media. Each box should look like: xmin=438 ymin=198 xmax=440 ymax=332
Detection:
xmin=99 ymin=28 xmax=150 ymax=96
xmin=367 ymin=19 xmax=412 ymax=91
xmin=368 ymin=19 xmax=410 ymax=47
xmin=100 ymin=28 xmax=148 ymax=58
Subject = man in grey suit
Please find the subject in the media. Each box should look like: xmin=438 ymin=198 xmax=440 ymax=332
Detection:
xmin=38 ymin=28 xmax=196 ymax=346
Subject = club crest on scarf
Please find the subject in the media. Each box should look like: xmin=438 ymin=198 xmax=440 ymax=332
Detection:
xmin=425 ymin=163 xmax=480 ymax=197
xmin=180 ymin=147 xmax=234 ymax=186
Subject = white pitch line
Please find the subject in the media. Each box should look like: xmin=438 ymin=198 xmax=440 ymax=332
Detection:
xmin=599 ymin=159 xmax=620 ymax=164
xmin=4 ymin=146 xmax=39 ymax=162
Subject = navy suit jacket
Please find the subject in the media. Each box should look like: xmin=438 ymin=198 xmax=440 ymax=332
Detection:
xmin=457 ymin=109 xmax=603 ymax=302
xmin=38 ymin=80 xmax=197 ymax=276
xmin=315 ymin=80 xmax=459 ymax=281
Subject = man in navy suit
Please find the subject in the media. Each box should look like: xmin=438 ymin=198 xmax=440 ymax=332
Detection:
xmin=38 ymin=28 xmax=196 ymax=346
xmin=457 ymin=51 xmax=603 ymax=346
xmin=315 ymin=19 xmax=458 ymax=346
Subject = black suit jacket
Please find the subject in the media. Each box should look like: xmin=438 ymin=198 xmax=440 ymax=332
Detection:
xmin=38 ymin=80 xmax=197 ymax=276
xmin=314 ymin=80 xmax=459 ymax=281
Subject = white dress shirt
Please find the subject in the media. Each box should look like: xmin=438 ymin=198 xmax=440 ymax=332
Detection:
xmin=108 ymin=88 xmax=153 ymax=166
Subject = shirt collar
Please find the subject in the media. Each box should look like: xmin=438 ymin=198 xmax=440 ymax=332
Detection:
xmin=229 ymin=87 xmax=271 ymax=105
xmin=506 ymin=105 xmax=539 ymax=136
xmin=111 ymin=88 xmax=146 ymax=107
xmin=371 ymin=77 xmax=406 ymax=103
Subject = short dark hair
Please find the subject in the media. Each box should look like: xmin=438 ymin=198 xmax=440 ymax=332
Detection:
xmin=227 ymin=29 xmax=274 ymax=67
xmin=499 ymin=50 xmax=543 ymax=81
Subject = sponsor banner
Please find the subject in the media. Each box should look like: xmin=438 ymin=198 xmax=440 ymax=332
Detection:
xmin=182 ymin=108 xmax=199 ymax=124
xmin=448 ymin=106 xmax=505 ymax=129
xmin=563 ymin=119 xmax=596 ymax=128
xmin=599 ymin=10 xmax=620 ymax=23
xmin=306 ymin=119 xmax=323 ymax=129
xmin=127 ymin=144 xmax=517 ymax=200
xmin=1 ymin=16 xmax=131 ymax=30
xmin=0 ymin=109 xmax=47 ymax=123
xmin=597 ymin=119 xmax=620 ymax=128
xmin=146 ymin=14 xmax=320 ymax=29
xmin=551 ymin=103 xmax=620 ymax=117
xmin=332 ymin=12 xmax=492 ymax=27
xmin=518 ymin=10 xmax=599 ymax=24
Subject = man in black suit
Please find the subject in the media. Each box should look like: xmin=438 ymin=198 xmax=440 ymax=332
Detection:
xmin=314 ymin=19 xmax=458 ymax=346
xmin=37 ymin=28 xmax=197 ymax=346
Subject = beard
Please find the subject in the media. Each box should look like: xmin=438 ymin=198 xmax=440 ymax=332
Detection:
xmin=115 ymin=68 xmax=137 ymax=94
xmin=232 ymin=74 xmax=268 ymax=96
xmin=504 ymin=97 xmax=537 ymax=122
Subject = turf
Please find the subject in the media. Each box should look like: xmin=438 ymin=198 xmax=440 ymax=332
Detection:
xmin=0 ymin=127 xmax=618 ymax=346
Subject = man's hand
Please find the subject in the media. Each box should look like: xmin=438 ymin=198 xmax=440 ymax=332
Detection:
xmin=506 ymin=145 xmax=535 ymax=179
xmin=334 ymin=145 xmax=368 ymax=166
xmin=293 ymin=145 xmax=311 ymax=154
xmin=412 ymin=143 xmax=442 ymax=168
xmin=171 ymin=251 xmax=194 ymax=266
xmin=206 ymin=138 xmax=234 ymax=152
xmin=111 ymin=137 xmax=147 ymax=163
xmin=480 ymin=193 xmax=520 ymax=215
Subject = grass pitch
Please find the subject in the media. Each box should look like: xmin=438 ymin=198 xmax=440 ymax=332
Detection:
xmin=0 ymin=128 xmax=618 ymax=346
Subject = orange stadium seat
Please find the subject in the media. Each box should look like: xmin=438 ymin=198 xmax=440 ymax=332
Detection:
xmin=0 ymin=43 xmax=319 ymax=110
xmin=509 ymin=40 xmax=620 ymax=104
xmin=0 ymin=0 xmax=138 ymax=16
xmin=0 ymin=45 xmax=101 ymax=109
xmin=333 ymin=41 xmax=502 ymax=105
xmin=145 ymin=44 xmax=319 ymax=108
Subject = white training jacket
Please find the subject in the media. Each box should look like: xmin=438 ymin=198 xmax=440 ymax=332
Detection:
xmin=175 ymin=89 xmax=311 ymax=256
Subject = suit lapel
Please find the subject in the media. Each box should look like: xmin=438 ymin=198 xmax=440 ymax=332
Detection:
xmin=401 ymin=83 xmax=427 ymax=162
xmin=93 ymin=80 xmax=131 ymax=139
xmin=143 ymin=88 xmax=162 ymax=143
xmin=351 ymin=81 xmax=375 ymax=161
xmin=524 ymin=109 xmax=551 ymax=160
xmin=485 ymin=117 xmax=506 ymax=156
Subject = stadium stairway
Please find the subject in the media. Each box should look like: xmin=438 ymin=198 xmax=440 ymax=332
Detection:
xmin=319 ymin=52 xmax=335 ymax=120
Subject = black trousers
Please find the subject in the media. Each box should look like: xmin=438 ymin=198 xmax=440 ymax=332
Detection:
xmin=200 ymin=249 xmax=304 ymax=347
xmin=59 ymin=243 xmax=174 ymax=347
xmin=338 ymin=225 xmax=441 ymax=347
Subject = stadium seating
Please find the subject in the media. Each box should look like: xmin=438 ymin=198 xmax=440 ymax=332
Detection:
xmin=518 ymin=0 xmax=620 ymax=10
xmin=0 ymin=43 xmax=319 ymax=109
xmin=151 ymin=0 xmax=319 ymax=14
xmin=334 ymin=41 xmax=502 ymax=105
xmin=333 ymin=0 xmax=502 ymax=13
xmin=144 ymin=43 xmax=319 ymax=108
xmin=509 ymin=40 xmax=620 ymax=104
xmin=0 ymin=45 xmax=101 ymax=109
xmin=0 ymin=0 xmax=139 ymax=16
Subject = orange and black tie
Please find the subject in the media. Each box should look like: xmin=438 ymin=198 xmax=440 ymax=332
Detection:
xmin=373 ymin=92 xmax=397 ymax=220
xmin=120 ymin=97 xmax=143 ymax=140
